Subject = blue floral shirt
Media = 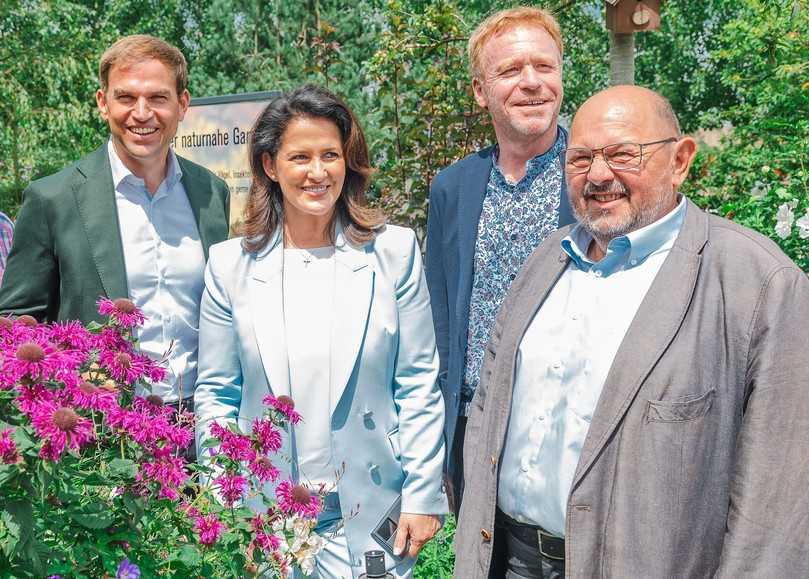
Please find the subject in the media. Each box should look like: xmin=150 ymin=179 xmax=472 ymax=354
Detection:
xmin=462 ymin=129 xmax=566 ymax=414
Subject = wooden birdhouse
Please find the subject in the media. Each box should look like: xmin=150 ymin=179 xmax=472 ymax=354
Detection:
xmin=605 ymin=0 xmax=662 ymax=33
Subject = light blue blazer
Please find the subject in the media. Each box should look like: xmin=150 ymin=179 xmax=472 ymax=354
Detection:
xmin=194 ymin=222 xmax=448 ymax=576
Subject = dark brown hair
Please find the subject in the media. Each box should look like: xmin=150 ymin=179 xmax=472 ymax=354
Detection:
xmin=241 ymin=84 xmax=384 ymax=253
xmin=99 ymin=35 xmax=188 ymax=96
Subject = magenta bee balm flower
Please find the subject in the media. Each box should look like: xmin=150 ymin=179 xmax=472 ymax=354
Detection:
xmin=275 ymin=480 xmax=321 ymax=519
xmin=193 ymin=513 xmax=225 ymax=546
xmin=0 ymin=429 xmax=21 ymax=464
xmin=97 ymin=298 xmax=146 ymax=328
xmin=262 ymin=394 xmax=301 ymax=424
xmin=214 ymin=472 xmax=249 ymax=506
xmin=29 ymin=401 xmax=95 ymax=462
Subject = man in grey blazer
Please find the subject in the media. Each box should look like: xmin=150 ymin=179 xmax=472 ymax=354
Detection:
xmin=454 ymin=85 xmax=809 ymax=578
xmin=0 ymin=35 xmax=229 ymax=412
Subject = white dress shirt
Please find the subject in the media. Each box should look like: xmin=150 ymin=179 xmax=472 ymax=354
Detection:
xmin=109 ymin=140 xmax=206 ymax=402
xmin=497 ymin=197 xmax=687 ymax=536
xmin=283 ymin=246 xmax=336 ymax=487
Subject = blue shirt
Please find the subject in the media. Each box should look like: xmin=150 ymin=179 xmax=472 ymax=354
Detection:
xmin=109 ymin=141 xmax=206 ymax=402
xmin=497 ymin=197 xmax=687 ymax=536
xmin=463 ymin=129 xmax=566 ymax=414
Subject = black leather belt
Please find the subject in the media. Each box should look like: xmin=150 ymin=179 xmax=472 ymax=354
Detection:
xmin=497 ymin=509 xmax=565 ymax=561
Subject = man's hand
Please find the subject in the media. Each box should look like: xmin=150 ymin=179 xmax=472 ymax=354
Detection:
xmin=393 ymin=513 xmax=441 ymax=558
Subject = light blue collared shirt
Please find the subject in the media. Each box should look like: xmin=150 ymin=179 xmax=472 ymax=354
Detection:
xmin=109 ymin=141 xmax=206 ymax=402
xmin=497 ymin=197 xmax=687 ymax=536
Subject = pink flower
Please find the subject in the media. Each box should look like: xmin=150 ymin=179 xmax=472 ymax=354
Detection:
xmin=94 ymin=327 xmax=133 ymax=354
xmin=99 ymin=349 xmax=146 ymax=384
xmin=2 ymin=339 xmax=78 ymax=384
xmin=64 ymin=381 xmax=119 ymax=413
xmin=210 ymin=422 xmax=254 ymax=462
xmin=137 ymin=447 xmax=188 ymax=501
xmin=251 ymin=418 xmax=282 ymax=454
xmin=262 ymin=395 xmax=301 ymax=424
xmin=193 ymin=513 xmax=225 ymax=546
xmin=48 ymin=320 xmax=92 ymax=352
xmin=275 ymin=481 xmax=321 ymax=519
xmin=97 ymin=298 xmax=146 ymax=328
xmin=106 ymin=398 xmax=192 ymax=452
xmin=0 ymin=429 xmax=21 ymax=464
xmin=248 ymin=455 xmax=280 ymax=483
xmin=251 ymin=514 xmax=281 ymax=552
xmin=214 ymin=471 xmax=248 ymax=506
xmin=15 ymin=382 xmax=57 ymax=416
xmin=30 ymin=401 xmax=95 ymax=462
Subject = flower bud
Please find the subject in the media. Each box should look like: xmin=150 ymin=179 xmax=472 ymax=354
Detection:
xmin=16 ymin=342 xmax=45 ymax=363
xmin=53 ymin=408 xmax=80 ymax=431
xmin=113 ymin=298 xmax=137 ymax=313
xmin=16 ymin=315 xmax=38 ymax=327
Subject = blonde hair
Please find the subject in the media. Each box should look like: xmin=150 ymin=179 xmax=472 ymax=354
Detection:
xmin=468 ymin=7 xmax=564 ymax=78
xmin=99 ymin=35 xmax=188 ymax=95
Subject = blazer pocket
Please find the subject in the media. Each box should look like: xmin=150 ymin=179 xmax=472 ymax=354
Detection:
xmin=387 ymin=426 xmax=401 ymax=461
xmin=647 ymin=389 xmax=715 ymax=423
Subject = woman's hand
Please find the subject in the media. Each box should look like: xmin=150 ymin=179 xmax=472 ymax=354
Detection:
xmin=393 ymin=513 xmax=442 ymax=558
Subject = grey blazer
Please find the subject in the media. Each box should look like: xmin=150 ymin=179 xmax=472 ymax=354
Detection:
xmin=454 ymin=199 xmax=809 ymax=578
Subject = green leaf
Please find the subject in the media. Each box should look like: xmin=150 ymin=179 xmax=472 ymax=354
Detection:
xmin=70 ymin=500 xmax=115 ymax=530
xmin=12 ymin=427 xmax=35 ymax=453
xmin=0 ymin=464 xmax=19 ymax=487
xmin=122 ymin=493 xmax=145 ymax=521
xmin=108 ymin=458 xmax=137 ymax=480
xmin=72 ymin=510 xmax=115 ymax=530
xmin=0 ymin=509 xmax=21 ymax=558
xmin=176 ymin=544 xmax=202 ymax=568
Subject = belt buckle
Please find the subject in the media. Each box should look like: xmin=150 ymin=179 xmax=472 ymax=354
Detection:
xmin=537 ymin=530 xmax=564 ymax=561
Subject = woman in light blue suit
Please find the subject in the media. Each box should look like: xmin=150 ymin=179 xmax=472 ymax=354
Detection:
xmin=194 ymin=85 xmax=448 ymax=578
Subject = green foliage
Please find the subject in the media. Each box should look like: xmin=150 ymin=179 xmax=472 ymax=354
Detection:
xmin=682 ymin=0 xmax=809 ymax=269
xmin=414 ymin=514 xmax=455 ymax=577
xmin=1 ymin=0 xmax=807 ymax=269
xmin=367 ymin=0 xmax=492 ymax=239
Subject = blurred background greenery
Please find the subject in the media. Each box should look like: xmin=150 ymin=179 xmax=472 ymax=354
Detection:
xmin=1 ymin=0 xmax=806 ymax=269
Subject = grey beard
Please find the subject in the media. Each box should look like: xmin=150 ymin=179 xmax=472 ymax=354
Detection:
xmin=573 ymin=181 xmax=675 ymax=247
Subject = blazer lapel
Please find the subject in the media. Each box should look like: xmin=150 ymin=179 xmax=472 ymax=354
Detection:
xmin=571 ymin=201 xmax=709 ymax=489
xmin=178 ymin=157 xmax=213 ymax=259
xmin=73 ymin=145 xmax=128 ymax=300
xmin=329 ymin=227 xmax=373 ymax=416
xmin=248 ymin=231 xmax=291 ymax=399
xmin=456 ymin=147 xmax=493 ymax=327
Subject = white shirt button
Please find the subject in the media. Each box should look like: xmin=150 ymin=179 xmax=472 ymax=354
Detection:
xmin=630 ymin=259 xmax=638 ymax=266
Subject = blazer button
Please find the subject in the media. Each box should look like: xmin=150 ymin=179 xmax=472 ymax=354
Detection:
xmin=480 ymin=528 xmax=492 ymax=542
xmin=490 ymin=454 xmax=497 ymax=466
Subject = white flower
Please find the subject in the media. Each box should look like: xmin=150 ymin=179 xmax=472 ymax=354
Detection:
xmin=797 ymin=210 xmax=809 ymax=239
xmin=750 ymin=180 xmax=769 ymax=199
xmin=298 ymin=549 xmax=317 ymax=575
xmin=775 ymin=201 xmax=797 ymax=239
xmin=291 ymin=515 xmax=311 ymax=539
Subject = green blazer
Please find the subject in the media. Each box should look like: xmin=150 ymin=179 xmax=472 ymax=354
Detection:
xmin=0 ymin=145 xmax=230 ymax=323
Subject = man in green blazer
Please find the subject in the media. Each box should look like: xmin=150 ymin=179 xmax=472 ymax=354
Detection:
xmin=0 ymin=35 xmax=229 ymax=410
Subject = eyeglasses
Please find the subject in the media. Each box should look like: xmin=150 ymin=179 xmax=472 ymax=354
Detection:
xmin=562 ymin=138 xmax=678 ymax=174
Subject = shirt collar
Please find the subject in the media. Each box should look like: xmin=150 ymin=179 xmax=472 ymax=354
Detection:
xmin=107 ymin=139 xmax=183 ymax=193
xmin=492 ymin=126 xmax=567 ymax=186
xmin=562 ymin=195 xmax=687 ymax=274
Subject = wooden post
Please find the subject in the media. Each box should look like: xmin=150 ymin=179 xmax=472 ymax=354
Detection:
xmin=609 ymin=31 xmax=635 ymax=85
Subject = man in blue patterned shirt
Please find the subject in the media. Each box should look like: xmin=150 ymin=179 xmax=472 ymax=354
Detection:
xmin=425 ymin=6 xmax=575 ymax=514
